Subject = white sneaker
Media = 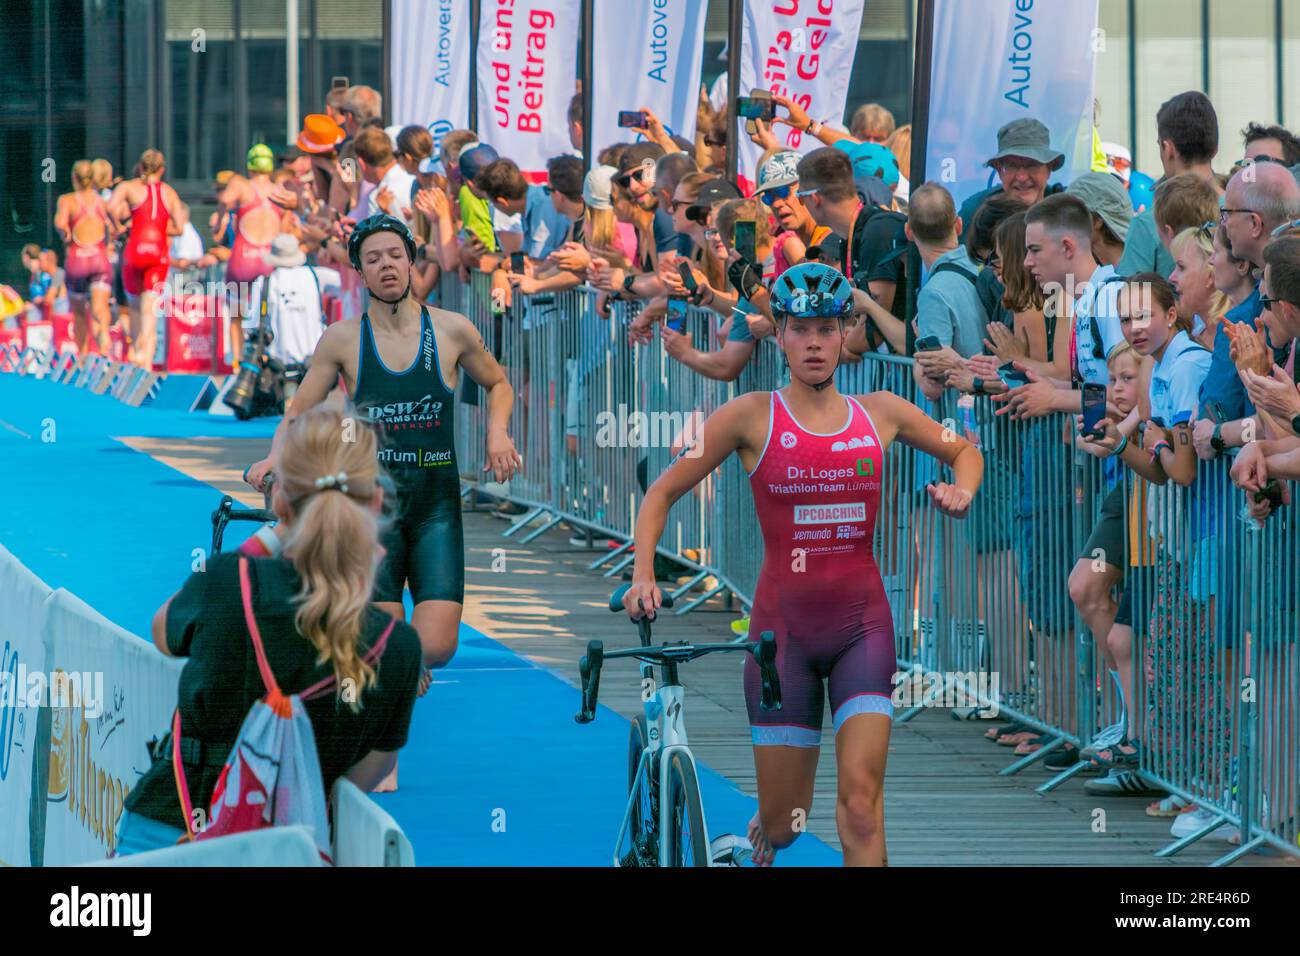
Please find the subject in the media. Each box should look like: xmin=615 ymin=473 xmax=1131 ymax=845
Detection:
xmin=1170 ymin=807 xmax=1220 ymax=838
xmin=710 ymin=834 xmax=753 ymax=866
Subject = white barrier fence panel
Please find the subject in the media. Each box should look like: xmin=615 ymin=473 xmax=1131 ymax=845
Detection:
xmin=0 ymin=545 xmax=54 ymax=867
xmin=41 ymin=589 xmax=184 ymax=864
xmin=331 ymin=779 xmax=415 ymax=867
xmin=85 ymin=825 xmax=323 ymax=867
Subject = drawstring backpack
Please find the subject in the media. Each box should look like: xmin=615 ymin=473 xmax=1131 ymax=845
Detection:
xmin=173 ymin=556 xmax=393 ymax=861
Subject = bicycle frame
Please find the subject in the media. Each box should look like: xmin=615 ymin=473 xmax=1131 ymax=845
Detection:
xmin=614 ymin=672 xmax=712 ymax=867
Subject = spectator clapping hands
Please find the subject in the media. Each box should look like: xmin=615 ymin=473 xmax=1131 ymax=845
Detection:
xmin=984 ymin=323 xmax=1029 ymax=362
xmin=1226 ymin=321 xmax=1274 ymax=377
xmin=1241 ymin=365 xmax=1300 ymax=426
xmin=549 ymin=241 xmax=591 ymax=274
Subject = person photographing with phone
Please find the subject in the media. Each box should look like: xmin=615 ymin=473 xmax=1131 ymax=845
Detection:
xmin=623 ymin=261 xmax=982 ymax=866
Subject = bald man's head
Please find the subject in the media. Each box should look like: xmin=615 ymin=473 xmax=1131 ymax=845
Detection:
xmin=1224 ymin=161 xmax=1300 ymax=265
xmin=907 ymin=181 xmax=959 ymax=245
xmin=1235 ymin=160 xmax=1300 ymax=231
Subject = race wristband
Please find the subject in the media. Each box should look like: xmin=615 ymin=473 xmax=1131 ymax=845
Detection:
xmin=1112 ymin=434 xmax=1128 ymax=457
xmin=1150 ymin=440 xmax=1172 ymax=461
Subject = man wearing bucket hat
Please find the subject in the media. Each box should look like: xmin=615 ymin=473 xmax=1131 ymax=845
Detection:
xmin=1067 ymin=171 xmax=1133 ymax=267
xmin=957 ymin=118 xmax=1067 ymax=237
xmin=244 ymin=233 xmax=342 ymax=369
xmin=217 ymin=144 xmax=296 ymax=361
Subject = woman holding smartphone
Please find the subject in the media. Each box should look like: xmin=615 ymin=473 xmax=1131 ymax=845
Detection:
xmin=624 ymin=262 xmax=983 ymax=866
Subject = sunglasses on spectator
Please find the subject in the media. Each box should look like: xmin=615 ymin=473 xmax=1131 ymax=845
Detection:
xmin=795 ymin=186 xmax=820 ymax=198
xmin=1270 ymin=218 xmax=1300 ymax=237
xmin=1259 ymin=292 xmax=1281 ymax=311
xmin=703 ymin=136 xmax=726 ymax=148
xmin=617 ymin=168 xmax=649 ymax=187
xmin=760 ymin=184 xmax=795 ymax=205
xmin=976 ymin=251 xmax=1001 ymax=269
xmin=1234 ymin=154 xmax=1286 ymax=172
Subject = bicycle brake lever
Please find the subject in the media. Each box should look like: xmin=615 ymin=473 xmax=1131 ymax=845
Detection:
xmin=575 ymin=640 xmax=604 ymax=723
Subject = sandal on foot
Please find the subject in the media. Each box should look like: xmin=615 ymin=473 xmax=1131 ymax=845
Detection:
xmin=997 ymin=729 xmax=1042 ymax=747
xmin=1088 ymin=740 xmax=1140 ymax=769
xmin=986 ymin=720 xmax=1026 ymax=741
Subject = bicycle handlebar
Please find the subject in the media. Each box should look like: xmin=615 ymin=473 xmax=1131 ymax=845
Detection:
xmin=607 ymin=581 xmax=675 ymax=614
xmin=575 ymin=630 xmax=782 ymax=724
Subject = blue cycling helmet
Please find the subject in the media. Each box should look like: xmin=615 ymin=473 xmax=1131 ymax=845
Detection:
xmin=347 ymin=214 xmax=417 ymax=271
xmin=769 ymin=262 xmax=854 ymax=320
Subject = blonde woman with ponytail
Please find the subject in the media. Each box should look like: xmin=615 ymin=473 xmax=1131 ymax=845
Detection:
xmin=118 ymin=406 xmax=422 ymax=855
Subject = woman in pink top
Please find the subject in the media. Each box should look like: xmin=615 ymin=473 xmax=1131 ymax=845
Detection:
xmin=217 ymin=144 xmax=297 ymax=360
xmin=54 ymin=160 xmax=117 ymax=356
xmin=108 ymin=149 xmax=184 ymax=368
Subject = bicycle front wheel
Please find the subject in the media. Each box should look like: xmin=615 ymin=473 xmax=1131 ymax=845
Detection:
xmin=666 ymin=752 xmax=709 ymax=867
xmin=625 ymin=714 xmax=657 ymax=866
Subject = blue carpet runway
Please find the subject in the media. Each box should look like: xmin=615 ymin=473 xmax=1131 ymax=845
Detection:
xmin=0 ymin=374 xmax=841 ymax=866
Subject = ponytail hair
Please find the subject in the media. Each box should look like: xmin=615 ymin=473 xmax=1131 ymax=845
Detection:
xmin=276 ymin=405 xmax=385 ymax=710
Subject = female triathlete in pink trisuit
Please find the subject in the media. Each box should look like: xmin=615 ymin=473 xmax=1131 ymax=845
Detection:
xmin=624 ymin=262 xmax=983 ymax=867
xmin=217 ymin=144 xmax=296 ymax=360
xmin=108 ymin=149 xmax=183 ymax=368
xmin=54 ymin=160 xmax=117 ymax=356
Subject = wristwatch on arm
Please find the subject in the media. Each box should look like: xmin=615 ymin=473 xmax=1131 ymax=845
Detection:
xmin=1210 ymin=421 xmax=1226 ymax=453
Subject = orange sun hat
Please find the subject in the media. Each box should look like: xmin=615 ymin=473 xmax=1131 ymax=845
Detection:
xmin=297 ymin=114 xmax=345 ymax=154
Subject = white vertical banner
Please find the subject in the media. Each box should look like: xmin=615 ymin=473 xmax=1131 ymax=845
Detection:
xmin=476 ymin=0 xmax=582 ymax=177
xmin=737 ymin=0 xmax=866 ymax=186
xmin=924 ymin=0 xmax=1098 ymax=208
xmin=589 ymin=0 xmax=708 ymax=159
xmin=390 ymin=0 xmax=474 ymax=138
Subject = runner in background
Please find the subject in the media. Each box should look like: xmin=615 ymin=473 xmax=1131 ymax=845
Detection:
xmin=108 ymin=149 xmax=184 ymax=369
xmin=217 ymin=145 xmax=298 ymax=364
xmin=54 ymin=160 xmax=116 ymax=357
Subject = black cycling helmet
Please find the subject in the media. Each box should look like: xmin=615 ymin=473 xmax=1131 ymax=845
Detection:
xmin=347 ymin=213 xmax=417 ymax=272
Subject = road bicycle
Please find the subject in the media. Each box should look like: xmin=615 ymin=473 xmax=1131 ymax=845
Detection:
xmin=575 ymin=583 xmax=783 ymax=867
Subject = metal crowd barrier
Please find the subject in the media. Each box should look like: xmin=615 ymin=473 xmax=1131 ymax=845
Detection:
xmin=442 ymin=271 xmax=1298 ymax=864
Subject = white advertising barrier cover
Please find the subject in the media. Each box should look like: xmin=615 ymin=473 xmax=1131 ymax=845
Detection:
xmin=737 ymin=0 xmax=866 ymax=186
xmin=42 ymin=590 xmax=183 ymax=864
xmin=476 ymin=0 xmax=582 ymax=176
xmin=0 ymin=546 xmax=52 ymax=867
xmin=925 ymin=0 xmax=1099 ymax=210
xmin=589 ymin=0 xmax=708 ymax=158
xmin=390 ymin=0 xmax=473 ymax=139
xmin=331 ymin=778 xmax=415 ymax=867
